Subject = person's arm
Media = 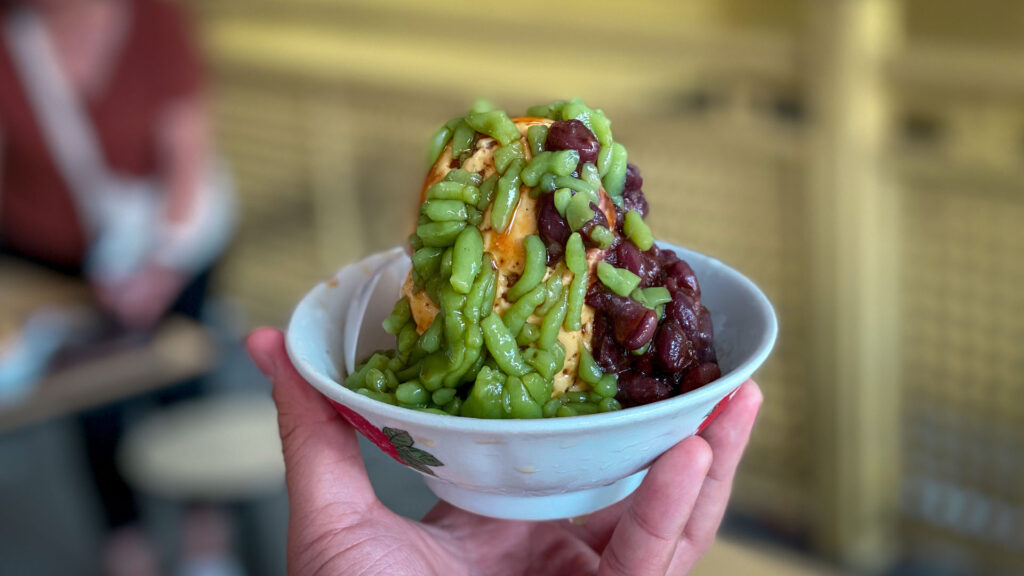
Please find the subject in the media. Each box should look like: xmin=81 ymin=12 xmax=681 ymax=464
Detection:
xmin=92 ymin=95 xmax=234 ymax=329
xmin=150 ymin=93 xmax=234 ymax=274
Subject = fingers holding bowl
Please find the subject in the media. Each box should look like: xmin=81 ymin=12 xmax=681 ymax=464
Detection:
xmin=247 ymin=328 xmax=379 ymax=518
xmin=669 ymin=379 xmax=763 ymax=574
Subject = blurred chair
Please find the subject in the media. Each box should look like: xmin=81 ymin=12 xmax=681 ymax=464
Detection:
xmin=118 ymin=393 xmax=285 ymax=576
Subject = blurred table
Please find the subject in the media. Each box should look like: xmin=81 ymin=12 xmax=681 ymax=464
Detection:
xmin=0 ymin=256 xmax=217 ymax=434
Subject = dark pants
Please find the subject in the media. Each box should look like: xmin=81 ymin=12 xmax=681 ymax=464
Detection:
xmin=80 ymin=269 xmax=213 ymax=529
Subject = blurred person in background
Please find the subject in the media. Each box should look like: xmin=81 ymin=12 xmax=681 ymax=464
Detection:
xmin=0 ymin=0 xmax=235 ymax=574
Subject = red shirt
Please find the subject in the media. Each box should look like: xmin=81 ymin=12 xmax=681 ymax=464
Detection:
xmin=0 ymin=0 xmax=202 ymax=267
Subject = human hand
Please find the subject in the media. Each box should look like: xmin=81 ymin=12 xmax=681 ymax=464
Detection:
xmin=247 ymin=328 xmax=762 ymax=576
xmin=93 ymin=264 xmax=188 ymax=330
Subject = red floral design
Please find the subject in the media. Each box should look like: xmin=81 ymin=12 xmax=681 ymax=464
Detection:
xmin=696 ymin=388 xmax=738 ymax=435
xmin=330 ymin=401 xmax=402 ymax=462
xmin=328 ymin=403 xmax=445 ymax=476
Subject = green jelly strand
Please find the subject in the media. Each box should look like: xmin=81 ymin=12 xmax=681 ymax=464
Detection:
xmin=426 ymin=181 xmax=479 ymax=204
xmin=355 ymin=388 xmax=397 ymax=405
xmin=412 ymin=247 xmax=444 ymax=282
xmin=522 ymin=372 xmax=553 ymax=405
xmin=580 ymin=162 xmax=601 ymax=190
xmin=461 ymin=367 xmax=506 ymax=419
xmin=521 ymin=150 xmax=579 ymax=187
xmin=516 ymin=322 xmax=540 ymax=346
xmin=450 ymin=119 xmax=475 ymax=159
xmin=527 ymin=124 xmax=548 ymax=156
xmin=504 ymin=376 xmax=542 ymax=419
xmin=590 ymin=226 xmax=615 ymax=249
xmin=444 ymin=323 xmax=483 ymax=388
xmin=432 ymin=387 xmax=457 ymax=406
xmin=595 ymin=374 xmax=618 ymax=399
xmin=563 ymin=402 xmax=599 ymax=415
xmin=578 ymin=345 xmax=603 ymax=385
xmin=450 ymin=226 xmax=483 ymax=294
xmin=439 ymin=247 xmax=453 ymax=278
xmin=491 ymin=159 xmax=525 ymax=233
xmin=494 ymin=141 xmax=525 ymax=174
xmin=395 ymin=361 xmax=422 ymax=382
xmin=345 ymin=352 xmax=391 ymax=390
xmin=481 ymin=314 xmax=530 ymax=376
xmin=520 ymin=151 xmax=551 ymax=187
xmin=539 ymin=288 xmax=568 ymax=350
xmin=426 ymin=125 xmax=453 ymax=166
xmin=596 ymin=143 xmax=614 ymax=178
xmin=564 ymin=233 xmax=588 ymax=332
xmin=566 ymin=191 xmax=596 ymax=231
xmin=524 ymin=347 xmax=558 ymax=380
xmin=525 ymin=100 xmax=565 ymax=119
xmin=418 ymin=315 xmax=443 ymax=353
xmin=502 ymin=283 xmax=547 ymax=338
xmin=602 ymin=142 xmax=628 ymax=197
xmin=382 ymin=297 xmax=411 ymax=335
xmin=440 ymin=284 xmax=467 ymax=346
xmin=553 ymin=175 xmax=597 ymax=197
xmin=623 ymin=209 xmax=654 ymax=251
xmin=421 ymin=200 xmax=468 ymax=222
xmin=419 ymin=352 xmax=448 ymax=391
xmin=396 ymin=322 xmax=419 ymax=361
xmin=444 ymin=396 xmax=463 ymax=416
xmin=464 ymin=110 xmax=520 ymax=146
xmin=560 ymin=98 xmax=592 ymax=127
xmin=443 ymin=168 xmax=482 ymax=186
xmin=396 ymin=381 xmax=429 ymax=407
xmin=476 ymin=174 xmax=498 ymax=211
xmin=464 ymin=259 xmax=496 ymax=324
xmin=589 ymin=109 xmax=612 ymax=148
xmin=553 ymin=188 xmax=572 ymax=217
xmin=596 ymin=261 xmax=641 ymax=298
xmin=506 ymin=235 xmax=547 ymax=301
xmin=562 ymin=391 xmax=589 ymax=404
xmin=633 ymin=286 xmax=671 ymax=309
xmin=536 ymin=173 xmax=559 ymax=194
xmin=416 ymin=221 xmax=466 ymax=247
xmin=535 ymin=274 xmax=564 ymax=316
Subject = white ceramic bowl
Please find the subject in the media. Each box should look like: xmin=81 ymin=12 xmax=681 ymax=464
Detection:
xmin=286 ymin=243 xmax=777 ymax=520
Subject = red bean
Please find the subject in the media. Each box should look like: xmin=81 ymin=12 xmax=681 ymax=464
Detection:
xmin=587 ymin=289 xmax=657 ymax=350
xmin=537 ymin=192 xmax=570 ymax=264
xmin=680 ymin=362 xmax=721 ymax=393
xmin=591 ymin=314 xmax=629 ymax=373
xmin=667 ymin=291 xmax=700 ymax=343
xmin=545 ymin=119 xmax=600 ymax=166
xmin=654 ymin=319 xmax=696 ymax=373
xmin=624 ymin=163 xmax=644 ymax=193
xmin=612 ymin=240 xmax=661 ymax=287
xmin=696 ymin=305 xmax=717 ymax=363
xmin=578 ymin=200 xmax=611 ymax=248
xmin=616 ymin=372 xmax=673 ymax=407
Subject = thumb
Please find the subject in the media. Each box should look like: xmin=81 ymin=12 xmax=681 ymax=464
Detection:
xmin=247 ymin=328 xmax=377 ymax=519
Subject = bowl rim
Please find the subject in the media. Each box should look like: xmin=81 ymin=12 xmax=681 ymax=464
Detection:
xmin=286 ymin=242 xmax=777 ymax=435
